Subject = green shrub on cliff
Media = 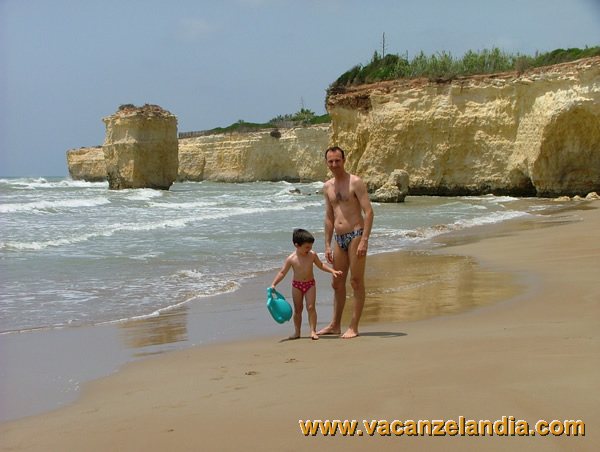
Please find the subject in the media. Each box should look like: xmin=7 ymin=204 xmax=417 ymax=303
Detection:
xmin=185 ymin=110 xmax=330 ymax=137
xmin=268 ymin=108 xmax=330 ymax=126
xmin=308 ymin=113 xmax=331 ymax=125
xmin=328 ymin=45 xmax=600 ymax=94
xmin=206 ymin=119 xmax=269 ymax=134
xmin=531 ymin=46 xmax=600 ymax=66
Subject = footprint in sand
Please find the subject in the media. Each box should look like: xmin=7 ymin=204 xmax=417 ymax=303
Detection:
xmin=245 ymin=370 xmax=258 ymax=376
xmin=285 ymin=358 xmax=298 ymax=363
xmin=210 ymin=366 xmax=228 ymax=380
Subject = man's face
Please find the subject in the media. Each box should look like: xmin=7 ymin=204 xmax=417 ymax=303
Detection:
xmin=326 ymin=150 xmax=345 ymax=172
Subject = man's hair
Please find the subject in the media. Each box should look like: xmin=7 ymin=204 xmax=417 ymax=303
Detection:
xmin=325 ymin=146 xmax=345 ymax=160
xmin=293 ymin=228 xmax=315 ymax=246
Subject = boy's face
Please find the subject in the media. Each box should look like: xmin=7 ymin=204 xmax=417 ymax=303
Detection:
xmin=295 ymin=242 xmax=313 ymax=255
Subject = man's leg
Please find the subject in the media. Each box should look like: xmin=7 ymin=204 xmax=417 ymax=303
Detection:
xmin=342 ymin=237 xmax=367 ymax=339
xmin=317 ymin=243 xmax=349 ymax=335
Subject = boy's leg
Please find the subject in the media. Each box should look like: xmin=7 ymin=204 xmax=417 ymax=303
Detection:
xmin=290 ymin=287 xmax=304 ymax=339
xmin=304 ymin=285 xmax=318 ymax=340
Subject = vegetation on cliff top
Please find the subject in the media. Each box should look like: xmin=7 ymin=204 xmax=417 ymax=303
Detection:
xmin=328 ymin=45 xmax=600 ymax=95
xmin=180 ymin=108 xmax=330 ymax=138
xmin=116 ymin=103 xmax=174 ymax=116
xmin=181 ymin=46 xmax=598 ymax=137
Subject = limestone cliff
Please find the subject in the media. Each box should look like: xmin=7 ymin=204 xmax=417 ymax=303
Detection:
xmin=67 ymin=125 xmax=329 ymax=183
xmin=102 ymin=104 xmax=178 ymax=190
xmin=66 ymin=146 xmax=106 ymax=182
xmin=327 ymin=57 xmax=600 ymax=196
xmin=67 ymin=58 xmax=599 ymax=196
xmin=177 ymin=125 xmax=329 ymax=182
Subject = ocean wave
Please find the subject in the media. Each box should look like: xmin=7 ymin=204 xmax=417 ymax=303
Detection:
xmin=370 ymin=210 xmax=532 ymax=255
xmin=128 ymin=252 xmax=164 ymax=261
xmin=95 ymin=274 xmax=241 ymax=327
xmin=0 ymin=273 xmax=243 ymax=335
xmin=274 ymin=182 xmax=324 ymax=198
xmin=0 ymin=178 xmax=108 ymax=190
xmin=0 ymin=217 xmax=190 ymax=251
xmin=0 ymin=197 xmax=111 ymax=213
xmin=462 ymin=194 xmax=520 ymax=203
xmin=0 ymin=234 xmax=99 ymax=251
xmin=122 ymin=188 xmax=164 ymax=201
xmin=147 ymin=200 xmax=220 ymax=209
xmin=307 ymin=181 xmax=325 ymax=190
xmin=172 ymin=269 xmax=241 ymax=293
xmin=451 ymin=209 xmax=529 ymax=227
xmin=424 ymin=209 xmax=530 ymax=236
xmin=0 ymin=177 xmax=49 ymax=187
xmin=0 ymin=203 xmax=321 ymax=251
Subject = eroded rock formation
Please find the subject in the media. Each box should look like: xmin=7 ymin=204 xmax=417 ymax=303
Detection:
xmin=68 ymin=125 xmax=329 ymax=183
xmin=177 ymin=125 xmax=329 ymax=182
xmin=66 ymin=147 xmax=106 ymax=182
xmin=102 ymin=104 xmax=178 ymax=190
xmin=327 ymin=57 xmax=600 ymax=197
xmin=370 ymin=169 xmax=409 ymax=202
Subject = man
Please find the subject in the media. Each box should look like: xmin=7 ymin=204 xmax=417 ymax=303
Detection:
xmin=317 ymin=146 xmax=374 ymax=339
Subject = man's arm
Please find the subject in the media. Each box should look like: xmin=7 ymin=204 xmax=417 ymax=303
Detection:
xmin=323 ymin=184 xmax=335 ymax=264
xmin=353 ymin=176 xmax=374 ymax=256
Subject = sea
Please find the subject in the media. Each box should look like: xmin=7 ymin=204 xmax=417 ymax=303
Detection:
xmin=0 ymin=176 xmax=561 ymax=335
xmin=1 ymin=176 xmax=570 ymax=422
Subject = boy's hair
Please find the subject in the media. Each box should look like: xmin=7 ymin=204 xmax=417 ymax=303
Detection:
xmin=325 ymin=146 xmax=345 ymax=160
xmin=293 ymin=228 xmax=315 ymax=246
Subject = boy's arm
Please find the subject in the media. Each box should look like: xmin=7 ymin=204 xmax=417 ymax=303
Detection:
xmin=271 ymin=257 xmax=292 ymax=288
xmin=313 ymin=252 xmax=342 ymax=278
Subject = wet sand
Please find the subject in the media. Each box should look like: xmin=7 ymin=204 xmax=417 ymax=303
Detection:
xmin=1 ymin=203 xmax=598 ymax=451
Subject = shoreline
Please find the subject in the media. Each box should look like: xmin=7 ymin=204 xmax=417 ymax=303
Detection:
xmin=1 ymin=203 xmax=599 ymax=450
xmin=0 ymin=206 xmax=540 ymax=423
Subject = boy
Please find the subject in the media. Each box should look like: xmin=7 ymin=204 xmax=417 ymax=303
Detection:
xmin=271 ymin=229 xmax=342 ymax=340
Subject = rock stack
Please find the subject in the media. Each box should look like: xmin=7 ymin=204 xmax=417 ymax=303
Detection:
xmin=102 ymin=104 xmax=178 ymax=190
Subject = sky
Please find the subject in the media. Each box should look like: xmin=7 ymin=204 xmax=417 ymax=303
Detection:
xmin=1 ymin=0 xmax=599 ymax=177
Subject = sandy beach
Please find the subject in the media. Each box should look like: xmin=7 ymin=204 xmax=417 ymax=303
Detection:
xmin=1 ymin=203 xmax=598 ymax=451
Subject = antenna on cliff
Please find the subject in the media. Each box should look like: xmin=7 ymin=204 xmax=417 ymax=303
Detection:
xmin=382 ymin=32 xmax=386 ymax=58
xmin=300 ymin=96 xmax=305 ymax=110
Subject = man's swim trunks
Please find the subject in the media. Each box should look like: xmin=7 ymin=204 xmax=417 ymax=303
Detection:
xmin=292 ymin=279 xmax=316 ymax=294
xmin=334 ymin=229 xmax=364 ymax=251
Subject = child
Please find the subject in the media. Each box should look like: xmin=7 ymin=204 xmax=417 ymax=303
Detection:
xmin=271 ymin=228 xmax=343 ymax=340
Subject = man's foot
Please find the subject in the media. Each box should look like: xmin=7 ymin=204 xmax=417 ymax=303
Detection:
xmin=310 ymin=332 xmax=319 ymax=340
xmin=316 ymin=325 xmax=340 ymax=336
xmin=289 ymin=333 xmax=300 ymax=340
xmin=341 ymin=328 xmax=359 ymax=339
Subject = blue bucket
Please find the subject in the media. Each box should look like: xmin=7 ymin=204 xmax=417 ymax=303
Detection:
xmin=266 ymin=287 xmax=292 ymax=323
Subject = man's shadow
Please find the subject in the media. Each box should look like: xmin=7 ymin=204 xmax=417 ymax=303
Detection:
xmin=359 ymin=331 xmax=407 ymax=338
xmin=279 ymin=332 xmax=407 ymax=342
xmin=299 ymin=331 xmax=407 ymax=340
